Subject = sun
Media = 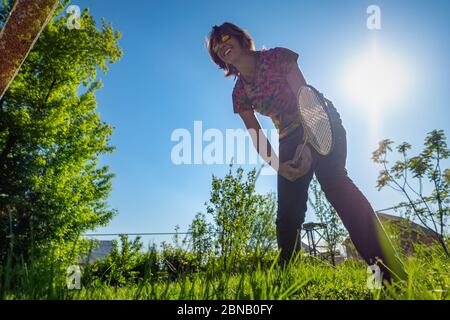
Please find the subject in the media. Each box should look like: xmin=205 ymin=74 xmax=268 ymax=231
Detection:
xmin=343 ymin=42 xmax=413 ymax=109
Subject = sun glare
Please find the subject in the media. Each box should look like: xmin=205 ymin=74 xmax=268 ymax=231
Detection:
xmin=343 ymin=42 xmax=413 ymax=109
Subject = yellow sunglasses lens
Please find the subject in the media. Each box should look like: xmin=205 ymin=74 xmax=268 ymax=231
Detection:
xmin=221 ymin=34 xmax=230 ymax=42
xmin=213 ymin=34 xmax=231 ymax=53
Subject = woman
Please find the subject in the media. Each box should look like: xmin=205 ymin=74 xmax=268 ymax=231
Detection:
xmin=207 ymin=22 xmax=406 ymax=283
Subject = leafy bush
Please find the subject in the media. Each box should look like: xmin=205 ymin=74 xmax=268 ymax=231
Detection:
xmin=83 ymin=235 xmax=145 ymax=286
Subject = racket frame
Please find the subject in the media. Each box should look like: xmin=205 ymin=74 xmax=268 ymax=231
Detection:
xmin=292 ymin=85 xmax=335 ymax=167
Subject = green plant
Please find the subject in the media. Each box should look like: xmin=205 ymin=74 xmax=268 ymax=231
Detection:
xmin=187 ymin=212 xmax=213 ymax=267
xmin=372 ymin=130 xmax=450 ymax=256
xmin=83 ymin=235 xmax=144 ymax=286
xmin=204 ymin=164 xmax=277 ymax=271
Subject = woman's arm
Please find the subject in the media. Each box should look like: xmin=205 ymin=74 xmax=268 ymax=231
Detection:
xmin=239 ymin=110 xmax=279 ymax=171
xmin=238 ymin=110 xmax=310 ymax=181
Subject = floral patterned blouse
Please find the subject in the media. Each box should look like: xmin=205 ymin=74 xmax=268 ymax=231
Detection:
xmin=232 ymin=47 xmax=302 ymax=140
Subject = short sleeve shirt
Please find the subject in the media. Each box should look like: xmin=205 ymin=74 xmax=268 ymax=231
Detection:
xmin=232 ymin=47 xmax=302 ymax=139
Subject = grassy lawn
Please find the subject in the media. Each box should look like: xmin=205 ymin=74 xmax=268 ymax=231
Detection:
xmin=72 ymin=258 xmax=449 ymax=300
xmin=4 ymin=245 xmax=447 ymax=300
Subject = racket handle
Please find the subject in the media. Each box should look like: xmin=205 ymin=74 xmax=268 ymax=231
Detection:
xmin=292 ymin=140 xmax=307 ymax=168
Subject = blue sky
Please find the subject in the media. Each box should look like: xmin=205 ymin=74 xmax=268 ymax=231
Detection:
xmin=75 ymin=0 xmax=450 ymax=244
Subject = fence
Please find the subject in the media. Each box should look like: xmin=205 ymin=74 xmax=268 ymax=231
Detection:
xmin=82 ymin=198 xmax=442 ymax=261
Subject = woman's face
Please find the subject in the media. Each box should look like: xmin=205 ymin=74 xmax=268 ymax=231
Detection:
xmin=215 ymin=35 xmax=245 ymax=65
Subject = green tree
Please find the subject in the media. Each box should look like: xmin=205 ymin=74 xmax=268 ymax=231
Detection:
xmin=372 ymin=130 xmax=449 ymax=256
xmin=205 ymin=165 xmax=277 ymax=270
xmin=308 ymin=177 xmax=348 ymax=266
xmin=187 ymin=212 xmax=213 ymax=267
xmin=246 ymin=191 xmax=277 ymax=258
xmin=0 ymin=0 xmax=122 ymax=269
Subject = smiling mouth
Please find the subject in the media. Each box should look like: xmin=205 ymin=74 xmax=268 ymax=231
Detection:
xmin=223 ymin=48 xmax=232 ymax=57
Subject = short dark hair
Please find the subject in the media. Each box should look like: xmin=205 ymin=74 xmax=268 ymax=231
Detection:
xmin=206 ymin=22 xmax=255 ymax=77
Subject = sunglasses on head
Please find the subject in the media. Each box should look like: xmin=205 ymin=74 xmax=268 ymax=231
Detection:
xmin=212 ymin=34 xmax=231 ymax=53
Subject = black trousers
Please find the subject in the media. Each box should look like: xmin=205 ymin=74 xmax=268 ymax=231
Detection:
xmin=276 ymin=103 xmax=406 ymax=282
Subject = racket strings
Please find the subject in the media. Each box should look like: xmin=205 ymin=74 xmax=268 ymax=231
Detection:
xmin=298 ymin=88 xmax=333 ymax=155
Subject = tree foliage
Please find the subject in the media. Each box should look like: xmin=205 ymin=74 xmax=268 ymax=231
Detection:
xmin=184 ymin=165 xmax=277 ymax=271
xmin=0 ymin=0 xmax=122 ymax=266
xmin=372 ymin=130 xmax=449 ymax=256
xmin=83 ymin=235 xmax=153 ymax=286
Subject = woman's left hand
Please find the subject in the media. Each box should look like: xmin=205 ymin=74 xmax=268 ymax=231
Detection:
xmin=279 ymin=145 xmax=312 ymax=181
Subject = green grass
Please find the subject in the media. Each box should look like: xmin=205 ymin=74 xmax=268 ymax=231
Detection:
xmin=2 ymin=245 xmax=449 ymax=300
